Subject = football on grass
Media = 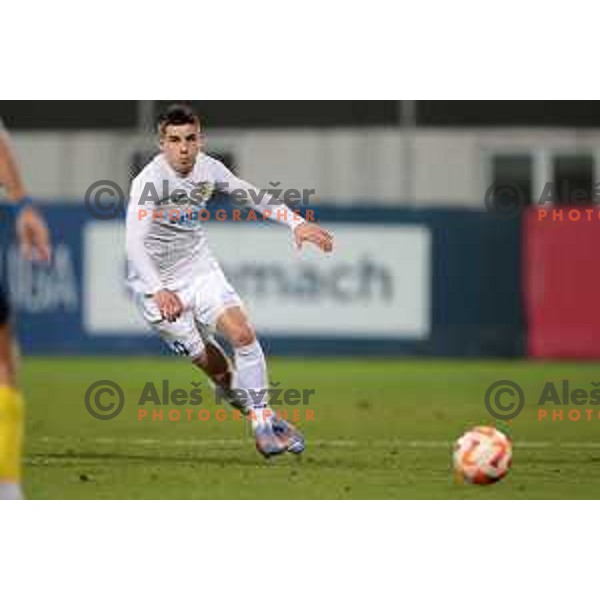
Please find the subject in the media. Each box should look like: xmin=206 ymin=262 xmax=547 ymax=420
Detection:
xmin=453 ymin=426 xmax=512 ymax=485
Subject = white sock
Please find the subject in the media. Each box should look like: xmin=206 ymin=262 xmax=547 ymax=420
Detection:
xmin=233 ymin=340 xmax=272 ymax=428
xmin=0 ymin=482 xmax=23 ymax=500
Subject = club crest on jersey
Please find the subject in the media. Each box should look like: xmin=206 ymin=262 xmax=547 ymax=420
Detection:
xmin=192 ymin=181 xmax=215 ymax=202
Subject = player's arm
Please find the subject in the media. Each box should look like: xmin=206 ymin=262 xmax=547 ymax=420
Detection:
xmin=0 ymin=127 xmax=52 ymax=262
xmin=212 ymin=160 xmax=333 ymax=253
xmin=125 ymin=181 xmax=183 ymax=322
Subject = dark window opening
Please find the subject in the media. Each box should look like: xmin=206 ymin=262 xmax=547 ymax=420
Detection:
xmin=552 ymin=154 xmax=594 ymax=205
xmin=489 ymin=154 xmax=533 ymax=212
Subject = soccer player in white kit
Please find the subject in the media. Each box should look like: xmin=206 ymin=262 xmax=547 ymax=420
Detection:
xmin=126 ymin=104 xmax=333 ymax=457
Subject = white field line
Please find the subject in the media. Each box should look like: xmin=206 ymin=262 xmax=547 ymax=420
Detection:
xmin=32 ymin=436 xmax=600 ymax=450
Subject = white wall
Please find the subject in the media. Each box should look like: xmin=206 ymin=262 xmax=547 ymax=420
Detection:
xmin=7 ymin=127 xmax=600 ymax=207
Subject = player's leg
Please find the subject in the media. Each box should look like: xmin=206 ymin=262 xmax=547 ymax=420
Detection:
xmin=202 ymin=339 xmax=233 ymax=392
xmin=193 ymin=321 xmax=233 ymax=392
xmin=216 ymin=306 xmax=304 ymax=455
xmin=0 ymin=289 xmax=24 ymax=500
xmin=190 ymin=269 xmax=303 ymax=456
xmin=136 ymin=290 xmax=249 ymax=415
xmin=189 ymin=330 xmax=248 ymax=412
xmin=215 ymin=306 xmax=264 ymax=404
xmin=214 ymin=306 xmax=284 ymax=456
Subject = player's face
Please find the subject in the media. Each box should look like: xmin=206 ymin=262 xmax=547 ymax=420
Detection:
xmin=160 ymin=123 xmax=202 ymax=175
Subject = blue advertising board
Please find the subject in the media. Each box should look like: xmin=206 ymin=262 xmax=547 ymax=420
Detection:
xmin=0 ymin=200 xmax=523 ymax=357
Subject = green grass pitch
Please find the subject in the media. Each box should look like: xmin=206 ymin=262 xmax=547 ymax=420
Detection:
xmin=20 ymin=356 xmax=600 ymax=499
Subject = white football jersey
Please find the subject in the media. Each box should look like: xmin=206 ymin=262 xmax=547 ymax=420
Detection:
xmin=125 ymin=152 xmax=304 ymax=294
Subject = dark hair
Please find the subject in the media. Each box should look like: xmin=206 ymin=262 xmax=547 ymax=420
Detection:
xmin=157 ymin=103 xmax=200 ymax=135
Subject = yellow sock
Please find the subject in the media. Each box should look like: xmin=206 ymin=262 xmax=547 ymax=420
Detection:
xmin=0 ymin=385 xmax=24 ymax=483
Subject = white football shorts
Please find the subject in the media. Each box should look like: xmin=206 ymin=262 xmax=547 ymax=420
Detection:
xmin=135 ymin=268 xmax=243 ymax=358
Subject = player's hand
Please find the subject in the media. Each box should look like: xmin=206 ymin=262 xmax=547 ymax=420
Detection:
xmin=16 ymin=205 xmax=52 ymax=262
xmin=294 ymin=222 xmax=333 ymax=253
xmin=154 ymin=289 xmax=184 ymax=322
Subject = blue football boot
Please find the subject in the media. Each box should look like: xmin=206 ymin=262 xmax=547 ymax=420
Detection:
xmin=272 ymin=417 xmax=305 ymax=454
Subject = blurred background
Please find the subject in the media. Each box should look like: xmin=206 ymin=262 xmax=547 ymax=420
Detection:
xmin=1 ymin=100 xmax=599 ymax=360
